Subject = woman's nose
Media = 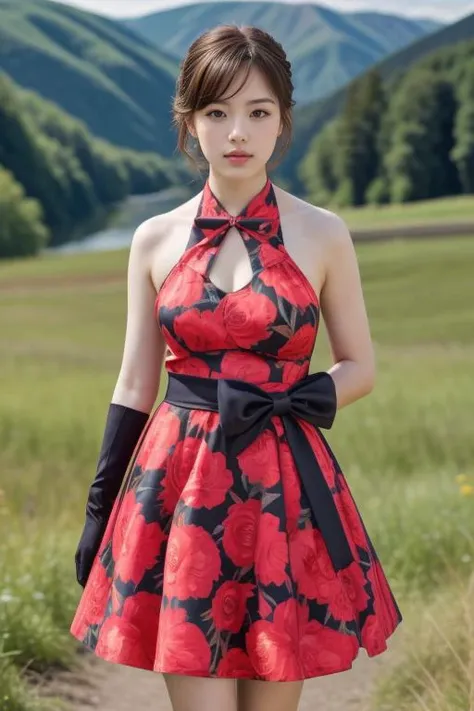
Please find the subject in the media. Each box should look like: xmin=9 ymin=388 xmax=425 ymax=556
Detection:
xmin=228 ymin=123 xmax=248 ymax=143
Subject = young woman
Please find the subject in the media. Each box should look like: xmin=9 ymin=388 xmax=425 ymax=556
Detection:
xmin=71 ymin=24 xmax=402 ymax=711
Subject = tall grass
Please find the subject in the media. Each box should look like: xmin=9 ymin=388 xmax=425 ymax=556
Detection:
xmin=370 ymin=565 xmax=474 ymax=711
xmin=0 ymin=235 xmax=473 ymax=709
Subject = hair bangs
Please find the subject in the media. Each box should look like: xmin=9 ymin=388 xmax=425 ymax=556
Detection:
xmin=196 ymin=53 xmax=253 ymax=109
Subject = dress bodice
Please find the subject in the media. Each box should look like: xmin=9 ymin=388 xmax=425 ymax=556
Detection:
xmin=154 ymin=177 xmax=320 ymax=392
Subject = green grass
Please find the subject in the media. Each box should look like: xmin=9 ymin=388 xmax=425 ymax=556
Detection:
xmin=334 ymin=196 xmax=474 ymax=231
xmin=369 ymin=572 xmax=474 ymax=711
xmin=0 ymin=235 xmax=473 ymax=709
xmin=0 ymin=249 xmax=127 ymax=281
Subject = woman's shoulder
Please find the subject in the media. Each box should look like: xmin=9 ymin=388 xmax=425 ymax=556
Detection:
xmin=132 ymin=191 xmax=203 ymax=248
xmin=274 ymin=184 xmax=351 ymax=246
xmin=129 ymin=190 xmax=204 ymax=290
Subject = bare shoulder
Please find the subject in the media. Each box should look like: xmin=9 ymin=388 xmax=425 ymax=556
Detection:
xmin=272 ymin=184 xmax=352 ymax=295
xmin=130 ymin=191 xmax=203 ymax=291
xmin=129 ymin=213 xmax=166 ymax=256
xmin=132 ymin=192 xmax=202 ymax=250
xmin=274 ymin=184 xmax=351 ymax=247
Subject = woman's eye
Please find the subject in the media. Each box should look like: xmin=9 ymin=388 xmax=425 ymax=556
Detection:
xmin=205 ymin=109 xmax=270 ymax=119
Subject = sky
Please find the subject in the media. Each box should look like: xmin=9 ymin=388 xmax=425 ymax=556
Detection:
xmin=47 ymin=0 xmax=474 ymax=22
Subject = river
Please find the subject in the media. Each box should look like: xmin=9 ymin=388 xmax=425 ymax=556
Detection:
xmin=48 ymin=185 xmax=194 ymax=255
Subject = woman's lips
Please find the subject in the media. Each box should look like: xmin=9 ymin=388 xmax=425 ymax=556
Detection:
xmin=225 ymin=154 xmax=252 ymax=164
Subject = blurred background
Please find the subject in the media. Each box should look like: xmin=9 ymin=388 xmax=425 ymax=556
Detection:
xmin=0 ymin=1 xmax=473 ymax=710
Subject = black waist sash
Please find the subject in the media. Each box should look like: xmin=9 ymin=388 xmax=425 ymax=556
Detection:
xmin=164 ymin=371 xmax=354 ymax=572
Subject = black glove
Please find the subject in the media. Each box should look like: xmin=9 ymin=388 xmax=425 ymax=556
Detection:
xmin=75 ymin=403 xmax=149 ymax=587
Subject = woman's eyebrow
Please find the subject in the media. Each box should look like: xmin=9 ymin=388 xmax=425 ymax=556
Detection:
xmin=214 ymin=98 xmax=276 ymax=105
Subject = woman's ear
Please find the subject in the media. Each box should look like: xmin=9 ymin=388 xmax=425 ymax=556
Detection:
xmin=186 ymin=118 xmax=197 ymax=139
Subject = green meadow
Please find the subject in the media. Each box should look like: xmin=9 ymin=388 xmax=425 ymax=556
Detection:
xmin=1 ymin=234 xmax=473 ymax=710
xmin=336 ymin=194 xmax=474 ymax=231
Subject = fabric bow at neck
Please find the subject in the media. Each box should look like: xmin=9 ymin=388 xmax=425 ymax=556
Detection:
xmin=193 ymin=177 xmax=280 ymax=241
xmin=194 ymin=215 xmax=268 ymax=237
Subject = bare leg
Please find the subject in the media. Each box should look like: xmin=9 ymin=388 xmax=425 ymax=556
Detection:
xmin=237 ymin=678 xmax=304 ymax=711
xmin=162 ymin=673 xmax=238 ymax=711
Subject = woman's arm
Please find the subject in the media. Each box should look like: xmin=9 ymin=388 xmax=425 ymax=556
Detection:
xmin=319 ymin=214 xmax=375 ymax=409
xmin=111 ymin=217 xmax=166 ymax=413
xmin=74 ymin=217 xmax=168 ymax=586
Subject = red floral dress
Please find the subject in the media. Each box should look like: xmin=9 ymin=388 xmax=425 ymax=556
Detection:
xmin=70 ymin=177 xmax=402 ymax=681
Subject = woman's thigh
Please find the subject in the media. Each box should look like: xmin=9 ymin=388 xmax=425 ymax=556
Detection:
xmin=237 ymin=678 xmax=304 ymax=711
xmin=162 ymin=673 xmax=238 ymax=711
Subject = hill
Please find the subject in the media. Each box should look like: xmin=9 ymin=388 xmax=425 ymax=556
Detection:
xmin=0 ymin=71 xmax=187 ymax=258
xmin=0 ymin=0 xmax=180 ymax=156
xmin=284 ymin=11 xmax=474 ymax=190
xmin=123 ymin=2 xmax=441 ymax=105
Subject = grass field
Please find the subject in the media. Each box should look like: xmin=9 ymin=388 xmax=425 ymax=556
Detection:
xmin=335 ymin=195 xmax=474 ymax=231
xmin=1 ymin=234 xmax=473 ymax=710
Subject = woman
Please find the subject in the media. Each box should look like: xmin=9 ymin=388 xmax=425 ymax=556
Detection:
xmin=71 ymin=24 xmax=402 ymax=711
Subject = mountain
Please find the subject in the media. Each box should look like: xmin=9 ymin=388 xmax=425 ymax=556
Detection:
xmin=0 ymin=0 xmax=180 ymax=156
xmin=414 ymin=18 xmax=445 ymax=34
xmin=284 ymin=11 xmax=474 ymax=189
xmin=123 ymin=2 xmax=442 ymax=105
xmin=348 ymin=12 xmax=442 ymax=41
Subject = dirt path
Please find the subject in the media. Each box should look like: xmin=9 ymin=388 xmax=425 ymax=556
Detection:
xmin=37 ymin=646 xmax=392 ymax=711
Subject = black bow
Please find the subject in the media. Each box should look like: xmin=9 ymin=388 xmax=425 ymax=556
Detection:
xmin=194 ymin=216 xmax=268 ymax=235
xmin=217 ymin=371 xmax=337 ymax=455
xmin=164 ymin=370 xmax=354 ymax=571
xmin=217 ymin=372 xmax=353 ymax=571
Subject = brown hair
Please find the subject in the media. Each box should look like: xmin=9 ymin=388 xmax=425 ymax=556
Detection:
xmin=172 ymin=24 xmax=295 ymax=172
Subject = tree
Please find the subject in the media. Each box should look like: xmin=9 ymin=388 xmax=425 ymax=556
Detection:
xmin=384 ymin=68 xmax=460 ymax=202
xmin=298 ymin=119 xmax=340 ymax=204
xmin=336 ymin=70 xmax=386 ymax=206
xmin=0 ymin=166 xmax=49 ymax=258
xmin=451 ymin=60 xmax=474 ymax=193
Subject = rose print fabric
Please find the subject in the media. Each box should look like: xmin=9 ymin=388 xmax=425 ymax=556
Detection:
xmin=70 ymin=177 xmax=402 ymax=681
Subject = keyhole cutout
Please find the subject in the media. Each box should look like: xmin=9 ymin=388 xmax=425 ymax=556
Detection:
xmin=207 ymin=227 xmax=254 ymax=295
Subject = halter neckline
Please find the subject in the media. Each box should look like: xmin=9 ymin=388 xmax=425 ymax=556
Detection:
xmin=201 ymin=177 xmax=273 ymax=220
xmin=192 ymin=176 xmax=281 ymax=246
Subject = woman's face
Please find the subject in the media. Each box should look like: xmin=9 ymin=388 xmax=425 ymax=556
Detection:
xmin=189 ymin=65 xmax=283 ymax=177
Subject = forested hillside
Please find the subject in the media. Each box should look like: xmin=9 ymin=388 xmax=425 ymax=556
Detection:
xmin=0 ymin=0 xmax=179 ymax=155
xmin=283 ymin=12 xmax=474 ymax=191
xmin=298 ymin=41 xmax=474 ymax=207
xmin=0 ymin=72 xmax=187 ymax=259
xmin=124 ymin=1 xmax=440 ymax=105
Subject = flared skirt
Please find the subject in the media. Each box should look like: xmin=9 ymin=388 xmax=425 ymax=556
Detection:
xmin=70 ymin=401 xmax=403 ymax=681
